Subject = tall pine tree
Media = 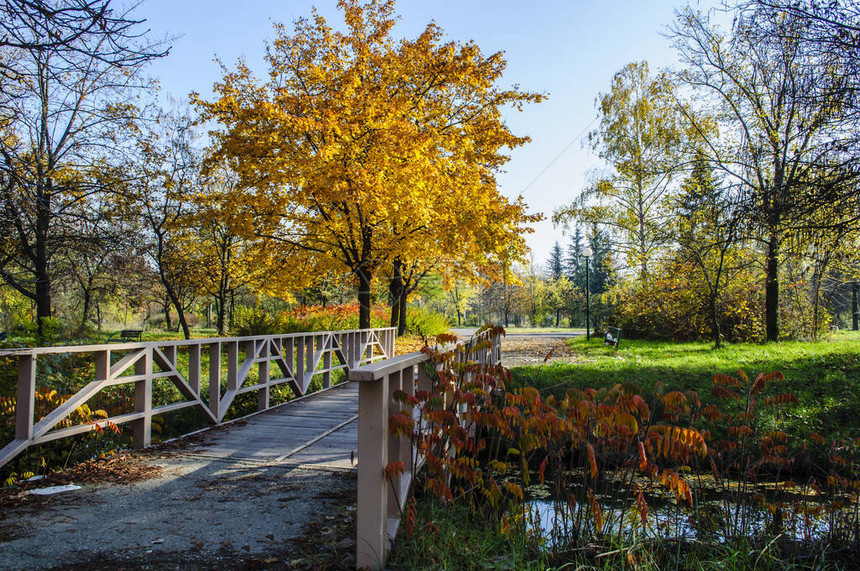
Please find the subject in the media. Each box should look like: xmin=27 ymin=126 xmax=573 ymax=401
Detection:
xmin=565 ymin=226 xmax=585 ymax=288
xmin=546 ymin=241 xmax=564 ymax=281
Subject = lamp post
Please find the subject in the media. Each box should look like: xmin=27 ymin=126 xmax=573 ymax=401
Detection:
xmin=582 ymin=246 xmax=593 ymax=341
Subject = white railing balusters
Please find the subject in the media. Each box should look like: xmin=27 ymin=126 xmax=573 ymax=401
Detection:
xmin=350 ymin=330 xmax=502 ymax=570
xmin=0 ymin=327 xmax=396 ymax=469
xmin=16 ymin=354 xmax=35 ymax=442
xmin=208 ymin=342 xmax=221 ymax=421
xmin=133 ymin=346 xmax=153 ymax=449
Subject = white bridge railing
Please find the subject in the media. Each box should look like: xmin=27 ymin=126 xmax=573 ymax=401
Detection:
xmin=0 ymin=328 xmax=396 ymax=469
xmin=349 ymin=330 xmax=502 ymax=569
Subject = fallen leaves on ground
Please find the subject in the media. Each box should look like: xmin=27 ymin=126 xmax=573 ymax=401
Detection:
xmin=0 ymin=453 xmax=162 ymax=510
xmin=501 ymin=337 xmax=578 ymax=368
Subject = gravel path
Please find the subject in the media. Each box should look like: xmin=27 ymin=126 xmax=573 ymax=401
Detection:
xmin=500 ymin=335 xmax=582 ymax=368
xmin=0 ymin=450 xmax=356 ymax=570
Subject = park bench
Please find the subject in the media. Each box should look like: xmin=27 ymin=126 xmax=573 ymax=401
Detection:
xmin=107 ymin=329 xmax=143 ymax=343
xmin=604 ymin=326 xmax=622 ymax=348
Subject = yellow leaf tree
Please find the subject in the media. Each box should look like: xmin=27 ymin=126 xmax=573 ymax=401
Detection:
xmin=194 ymin=0 xmax=542 ymax=328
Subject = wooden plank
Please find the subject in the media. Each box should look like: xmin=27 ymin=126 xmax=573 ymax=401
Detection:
xmin=109 ymin=348 xmax=146 ymax=378
xmin=0 ymin=439 xmax=31 ymax=470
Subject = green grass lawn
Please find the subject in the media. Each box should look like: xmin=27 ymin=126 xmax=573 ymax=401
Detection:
xmin=512 ymin=331 xmax=860 ymax=439
xmin=391 ymin=331 xmax=860 ymax=570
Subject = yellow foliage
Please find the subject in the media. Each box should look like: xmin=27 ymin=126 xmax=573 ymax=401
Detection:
xmin=194 ymin=0 xmax=543 ymax=296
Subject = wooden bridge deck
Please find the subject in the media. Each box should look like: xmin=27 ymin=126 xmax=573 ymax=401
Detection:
xmin=184 ymin=381 xmax=360 ymax=469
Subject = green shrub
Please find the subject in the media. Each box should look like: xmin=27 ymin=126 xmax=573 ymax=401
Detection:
xmin=405 ymin=306 xmax=450 ymax=338
xmin=232 ymin=305 xmax=281 ymax=336
xmin=609 ymin=260 xmax=765 ymax=342
xmin=234 ymin=302 xmax=451 ymax=337
xmin=233 ymin=303 xmax=392 ymax=335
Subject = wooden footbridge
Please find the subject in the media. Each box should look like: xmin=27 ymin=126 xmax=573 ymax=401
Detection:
xmin=0 ymin=327 xmax=501 ymax=569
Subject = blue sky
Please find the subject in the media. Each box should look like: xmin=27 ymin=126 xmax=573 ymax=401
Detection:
xmin=138 ymin=0 xmax=718 ymax=268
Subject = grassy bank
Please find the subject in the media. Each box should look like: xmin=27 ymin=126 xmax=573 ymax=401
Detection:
xmin=388 ymin=497 xmax=850 ymax=571
xmin=513 ymin=331 xmax=860 ymax=439
xmin=389 ymin=333 xmax=860 ymax=570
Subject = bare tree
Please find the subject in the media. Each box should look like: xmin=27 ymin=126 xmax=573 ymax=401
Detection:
xmin=671 ymin=4 xmax=859 ymax=341
xmin=0 ymin=0 xmax=167 ymax=337
xmin=127 ymin=109 xmax=200 ymax=340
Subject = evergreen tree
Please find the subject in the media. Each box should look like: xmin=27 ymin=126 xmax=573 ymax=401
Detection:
xmin=586 ymin=223 xmax=612 ymax=296
xmin=546 ymin=242 xmax=564 ymax=281
xmin=564 ymin=226 xmax=585 ymax=288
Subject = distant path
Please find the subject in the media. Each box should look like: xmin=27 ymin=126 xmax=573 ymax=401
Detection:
xmin=450 ymin=328 xmax=584 ymax=368
xmin=450 ymin=328 xmax=583 ymax=338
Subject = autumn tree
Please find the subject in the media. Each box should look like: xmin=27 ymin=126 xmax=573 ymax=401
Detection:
xmin=564 ymin=226 xmax=586 ymax=287
xmin=446 ymin=281 xmax=474 ymax=327
xmin=196 ymin=0 xmax=541 ymax=329
xmin=545 ymin=241 xmax=565 ymax=325
xmin=672 ymin=4 xmax=859 ymax=341
xmin=554 ymin=62 xmax=689 ymax=282
xmin=125 ymin=109 xmax=203 ymax=339
xmin=751 ymin=1 xmax=860 ymax=87
xmin=0 ymin=0 xmax=166 ymax=337
xmin=57 ymin=193 xmax=136 ymax=332
xmin=192 ymin=163 xmax=266 ymax=335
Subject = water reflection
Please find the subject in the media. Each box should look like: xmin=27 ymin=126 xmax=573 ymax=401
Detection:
xmin=527 ymin=498 xmax=835 ymax=545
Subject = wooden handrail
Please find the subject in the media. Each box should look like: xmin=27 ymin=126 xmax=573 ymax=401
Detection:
xmin=0 ymin=328 xmax=396 ymax=469
xmin=350 ymin=330 xmax=502 ymax=570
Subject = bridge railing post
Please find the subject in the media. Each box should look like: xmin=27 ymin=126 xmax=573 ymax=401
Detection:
xmin=208 ymin=342 xmax=221 ymax=421
xmin=133 ymin=347 xmax=153 ymax=449
xmin=350 ymin=330 xmax=503 ymax=570
xmin=258 ymin=340 xmax=270 ymax=411
xmin=188 ymin=344 xmax=201 ymax=395
xmin=322 ymin=334 xmax=332 ymax=389
xmin=15 ymin=353 xmax=36 ymax=442
xmin=356 ymin=368 xmax=389 ymax=569
xmin=0 ymin=326 xmax=399 ymax=471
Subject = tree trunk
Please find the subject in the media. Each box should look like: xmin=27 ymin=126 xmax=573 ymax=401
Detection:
xmin=397 ymin=286 xmax=408 ymax=336
xmin=389 ymin=260 xmax=403 ymax=328
xmin=709 ymin=292 xmax=721 ymax=349
xmin=229 ymin=290 xmax=235 ymax=330
xmin=177 ymin=307 xmax=191 ymax=339
xmin=34 ymin=270 xmax=51 ymax=335
xmin=163 ymin=296 xmax=173 ymax=332
xmin=216 ymin=294 xmax=227 ymax=336
xmin=765 ymin=234 xmax=780 ymax=342
xmin=79 ymin=285 xmax=92 ymax=333
xmin=163 ymin=284 xmax=191 ymax=339
xmin=34 ymin=180 xmax=52 ymax=340
xmin=853 ymin=281 xmax=858 ymax=331
xmin=357 ymin=268 xmax=373 ymax=330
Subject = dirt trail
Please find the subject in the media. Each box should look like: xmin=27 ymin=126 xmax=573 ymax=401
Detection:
xmin=500 ymin=335 xmax=581 ymax=368
xmin=0 ymin=448 xmax=357 ymax=570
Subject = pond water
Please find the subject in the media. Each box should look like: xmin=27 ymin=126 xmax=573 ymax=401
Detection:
xmin=527 ymin=497 xmax=836 ymax=545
